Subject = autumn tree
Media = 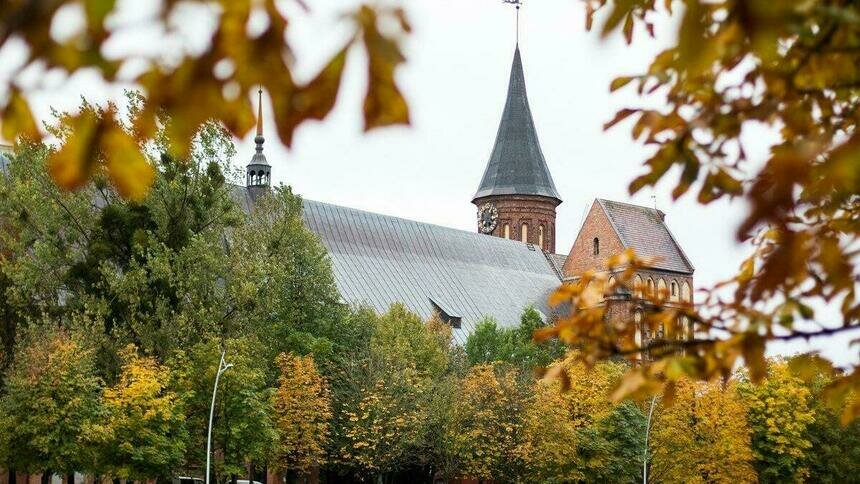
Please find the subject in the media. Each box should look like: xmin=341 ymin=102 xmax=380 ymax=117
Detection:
xmin=0 ymin=1 xmax=412 ymax=199
xmin=443 ymin=363 xmax=525 ymax=480
xmin=90 ymin=345 xmax=186 ymax=481
xmin=0 ymin=327 xmax=102 ymax=480
xmin=271 ymin=352 xmax=332 ymax=480
xmin=736 ymin=359 xmax=815 ymax=482
xmin=536 ymin=0 xmax=860 ymax=419
xmin=649 ymin=378 xmax=755 ymax=483
xmin=327 ymin=304 xmax=450 ymax=480
xmin=518 ymin=356 xmax=642 ymax=482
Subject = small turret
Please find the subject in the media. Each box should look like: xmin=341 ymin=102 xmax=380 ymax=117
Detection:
xmin=247 ymin=88 xmax=271 ymax=200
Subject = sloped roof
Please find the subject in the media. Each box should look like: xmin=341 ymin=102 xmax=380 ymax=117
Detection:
xmin=473 ymin=46 xmax=561 ymax=203
xmin=597 ymin=199 xmax=694 ymax=274
xmin=301 ymin=199 xmax=562 ymax=343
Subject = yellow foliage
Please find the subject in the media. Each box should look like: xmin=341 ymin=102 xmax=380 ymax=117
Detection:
xmin=444 ymin=363 xmax=523 ymax=480
xmin=650 ymin=378 xmax=755 ymax=483
xmin=272 ymin=352 xmax=332 ymax=476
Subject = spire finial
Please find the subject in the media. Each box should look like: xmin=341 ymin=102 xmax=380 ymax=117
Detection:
xmin=503 ymin=0 xmax=523 ymax=45
xmin=256 ymin=87 xmax=263 ymax=137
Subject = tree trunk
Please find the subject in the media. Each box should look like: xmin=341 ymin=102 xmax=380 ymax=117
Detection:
xmin=40 ymin=472 xmax=50 ymax=484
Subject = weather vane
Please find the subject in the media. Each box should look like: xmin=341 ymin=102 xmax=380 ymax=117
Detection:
xmin=503 ymin=0 xmax=523 ymax=44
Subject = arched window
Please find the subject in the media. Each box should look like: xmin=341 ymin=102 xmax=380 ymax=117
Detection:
xmin=681 ymin=281 xmax=692 ymax=303
xmin=670 ymin=281 xmax=678 ymax=301
xmin=634 ymin=310 xmax=643 ymax=347
xmin=593 ymin=237 xmax=600 ymax=255
xmin=634 ymin=275 xmax=644 ymax=298
xmin=503 ymin=224 xmax=510 ymax=239
xmin=521 ymin=223 xmax=528 ymax=243
xmin=657 ymin=278 xmax=668 ymax=298
xmin=538 ymin=225 xmax=545 ymax=248
xmin=646 ymin=278 xmax=654 ymax=296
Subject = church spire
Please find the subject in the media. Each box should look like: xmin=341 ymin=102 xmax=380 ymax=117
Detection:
xmin=472 ymin=45 xmax=561 ymax=203
xmin=247 ymin=87 xmax=271 ymax=191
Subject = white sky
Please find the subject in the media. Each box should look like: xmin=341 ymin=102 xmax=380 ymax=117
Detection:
xmin=2 ymin=0 xmax=857 ymax=367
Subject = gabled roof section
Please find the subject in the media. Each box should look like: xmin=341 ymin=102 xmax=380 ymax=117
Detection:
xmin=597 ymin=199 xmax=694 ymax=274
xmin=473 ymin=46 xmax=561 ymax=203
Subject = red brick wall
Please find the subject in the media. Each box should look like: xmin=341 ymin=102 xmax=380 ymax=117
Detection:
xmin=562 ymin=201 xmax=625 ymax=277
xmin=473 ymin=195 xmax=559 ymax=253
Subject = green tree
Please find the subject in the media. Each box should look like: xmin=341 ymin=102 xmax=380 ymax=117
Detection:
xmin=0 ymin=328 xmax=102 ymax=478
xmin=464 ymin=307 xmax=564 ymax=372
xmin=172 ymin=337 xmax=277 ymax=482
xmin=737 ymin=360 xmax=815 ymax=482
xmin=90 ymin=345 xmax=186 ymax=480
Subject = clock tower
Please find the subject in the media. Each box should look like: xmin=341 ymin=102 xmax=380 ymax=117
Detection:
xmin=473 ymin=45 xmax=561 ymax=253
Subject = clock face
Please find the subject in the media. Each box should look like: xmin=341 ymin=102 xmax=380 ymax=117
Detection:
xmin=477 ymin=203 xmax=498 ymax=234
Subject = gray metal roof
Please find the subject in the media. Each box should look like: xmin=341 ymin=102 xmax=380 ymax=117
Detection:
xmin=301 ymin=199 xmax=562 ymax=343
xmin=597 ymin=199 xmax=694 ymax=274
xmin=473 ymin=46 xmax=561 ymax=203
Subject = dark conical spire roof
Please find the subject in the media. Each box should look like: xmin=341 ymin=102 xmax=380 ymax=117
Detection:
xmin=473 ymin=46 xmax=561 ymax=203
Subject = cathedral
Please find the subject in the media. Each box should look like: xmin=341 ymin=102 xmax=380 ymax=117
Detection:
xmin=235 ymin=45 xmax=694 ymax=344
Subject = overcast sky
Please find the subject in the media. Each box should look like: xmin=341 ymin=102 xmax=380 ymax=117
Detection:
xmin=3 ymin=0 xmax=857 ymax=366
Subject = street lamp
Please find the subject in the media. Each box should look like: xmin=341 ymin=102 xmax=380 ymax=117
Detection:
xmin=206 ymin=349 xmax=233 ymax=484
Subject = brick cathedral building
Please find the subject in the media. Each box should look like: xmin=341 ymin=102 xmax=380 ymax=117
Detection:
xmin=235 ymin=45 xmax=694 ymax=343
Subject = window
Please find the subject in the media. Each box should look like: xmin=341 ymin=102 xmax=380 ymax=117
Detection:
xmin=634 ymin=310 xmax=643 ymax=347
xmin=521 ymin=223 xmax=528 ymax=243
xmin=657 ymin=278 xmax=667 ymax=298
xmin=681 ymin=281 xmax=691 ymax=302
xmin=538 ymin=225 xmax=544 ymax=248
xmin=634 ymin=275 xmax=644 ymax=297
xmin=646 ymin=278 xmax=654 ymax=297
xmin=503 ymin=224 xmax=510 ymax=239
xmin=593 ymin=237 xmax=600 ymax=255
xmin=670 ymin=281 xmax=678 ymax=301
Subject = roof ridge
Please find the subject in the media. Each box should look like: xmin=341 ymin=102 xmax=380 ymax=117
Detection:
xmin=597 ymin=197 xmax=661 ymax=213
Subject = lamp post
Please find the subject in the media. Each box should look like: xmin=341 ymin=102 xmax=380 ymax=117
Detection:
xmin=642 ymin=395 xmax=658 ymax=484
xmin=206 ymin=349 xmax=233 ymax=484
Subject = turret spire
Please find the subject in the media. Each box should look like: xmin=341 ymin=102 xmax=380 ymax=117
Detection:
xmin=247 ymin=87 xmax=271 ymax=192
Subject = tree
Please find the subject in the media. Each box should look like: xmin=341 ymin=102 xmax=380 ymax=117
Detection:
xmin=538 ymin=0 xmax=860 ymax=421
xmin=0 ymin=2 xmax=412 ymax=199
xmin=0 ymin=98 xmax=348 ymax=385
xmin=91 ymin=345 xmax=186 ymax=481
xmin=0 ymin=328 xmax=102 ymax=478
xmin=327 ymin=304 xmax=448 ymax=480
xmin=649 ymin=378 xmax=755 ymax=483
xmin=736 ymin=360 xmax=814 ymax=482
xmin=443 ymin=363 xmax=525 ymax=480
xmin=788 ymin=355 xmax=860 ymax=483
xmin=464 ymin=307 xmax=565 ymax=372
xmin=172 ymin=337 xmax=277 ymax=482
xmin=271 ymin=352 xmax=332 ymax=479
xmin=517 ymin=356 xmax=641 ymax=483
